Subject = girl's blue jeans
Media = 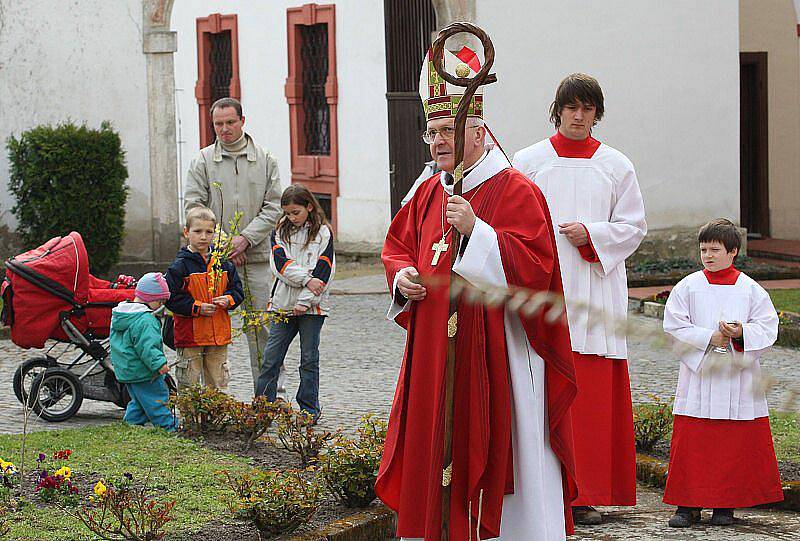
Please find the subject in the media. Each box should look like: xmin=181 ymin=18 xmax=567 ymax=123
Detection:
xmin=255 ymin=314 xmax=325 ymax=416
xmin=124 ymin=375 xmax=177 ymax=431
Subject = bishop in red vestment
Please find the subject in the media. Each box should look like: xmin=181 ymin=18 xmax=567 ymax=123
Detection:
xmin=376 ymin=47 xmax=578 ymax=541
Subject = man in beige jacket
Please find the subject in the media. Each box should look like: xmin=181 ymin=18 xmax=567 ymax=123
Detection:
xmin=184 ymin=97 xmax=284 ymax=396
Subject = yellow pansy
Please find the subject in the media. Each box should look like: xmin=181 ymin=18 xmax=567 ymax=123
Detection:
xmin=94 ymin=480 xmax=107 ymax=497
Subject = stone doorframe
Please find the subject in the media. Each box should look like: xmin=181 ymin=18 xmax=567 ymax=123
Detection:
xmin=431 ymin=0 xmax=476 ymax=49
xmin=432 ymin=0 xmax=475 ymax=26
xmin=142 ymin=0 xmax=180 ymax=263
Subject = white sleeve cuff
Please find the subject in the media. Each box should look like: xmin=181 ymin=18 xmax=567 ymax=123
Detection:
xmin=387 ymin=267 xmax=414 ymax=321
xmin=452 ymin=218 xmax=508 ymax=289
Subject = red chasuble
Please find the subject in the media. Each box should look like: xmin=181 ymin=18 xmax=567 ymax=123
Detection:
xmin=376 ymin=168 xmax=578 ymax=539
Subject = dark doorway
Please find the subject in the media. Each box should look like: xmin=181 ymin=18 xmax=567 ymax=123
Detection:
xmin=384 ymin=0 xmax=437 ymax=216
xmin=740 ymin=52 xmax=769 ymax=238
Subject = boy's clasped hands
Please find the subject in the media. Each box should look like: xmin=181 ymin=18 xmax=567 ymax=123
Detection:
xmin=710 ymin=321 xmax=743 ymax=348
xmin=199 ymin=296 xmax=232 ymax=316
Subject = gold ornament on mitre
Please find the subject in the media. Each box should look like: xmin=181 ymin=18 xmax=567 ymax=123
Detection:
xmin=419 ymin=46 xmax=484 ymax=121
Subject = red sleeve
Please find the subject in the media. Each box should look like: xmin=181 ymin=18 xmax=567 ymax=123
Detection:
xmin=382 ymin=203 xmax=418 ymax=287
xmin=577 ymin=224 xmax=600 ymax=262
xmin=382 ymin=190 xmax=426 ymax=329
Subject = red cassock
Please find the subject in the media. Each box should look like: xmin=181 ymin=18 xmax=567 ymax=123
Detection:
xmin=664 ymin=415 xmax=784 ymax=508
xmin=569 ymin=354 xmax=637 ymax=506
xmin=375 ymin=167 xmax=578 ymax=540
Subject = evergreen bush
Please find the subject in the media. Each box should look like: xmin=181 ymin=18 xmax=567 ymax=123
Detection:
xmin=6 ymin=121 xmax=129 ymax=275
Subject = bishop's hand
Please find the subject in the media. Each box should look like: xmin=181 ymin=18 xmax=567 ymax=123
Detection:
xmin=397 ymin=268 xmax=427 ymax=301
xmin=446 ymin=195 xmax=476 ymax=236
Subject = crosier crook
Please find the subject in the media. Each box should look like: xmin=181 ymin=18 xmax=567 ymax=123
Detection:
xmin=429 ymin=22 xmax=497 ymax=541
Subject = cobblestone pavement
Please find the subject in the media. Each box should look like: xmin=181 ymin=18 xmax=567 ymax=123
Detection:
xmin=572 ymin=484 xmax=800 ymax=540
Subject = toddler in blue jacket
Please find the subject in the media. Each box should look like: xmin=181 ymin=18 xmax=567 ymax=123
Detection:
xmin=110 ymin=272 xmax=177 ymax=431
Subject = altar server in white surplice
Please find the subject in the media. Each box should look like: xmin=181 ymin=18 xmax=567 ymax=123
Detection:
xmin=662 ymin=219 xmax=783 ymax=529
xmin=512 ymin=73 xmax=647 ymax=526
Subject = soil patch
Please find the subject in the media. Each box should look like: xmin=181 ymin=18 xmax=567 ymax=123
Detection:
xmin=196 ymin=431 xmax=300 ymax=471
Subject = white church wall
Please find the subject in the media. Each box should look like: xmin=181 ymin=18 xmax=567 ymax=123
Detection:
xmin=476 ymin=0 xmax=741 ymax=233
xmin=0 ymin=0 xmax=153 ymax=260
xmin=171 ymin=0 xmax=390 ymax=249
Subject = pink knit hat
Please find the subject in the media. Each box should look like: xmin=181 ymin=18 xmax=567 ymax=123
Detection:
xmin=135 ymin=272 xmax=171 ymax=302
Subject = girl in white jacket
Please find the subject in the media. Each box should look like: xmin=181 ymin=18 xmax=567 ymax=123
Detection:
xmin=255 ymin=185 xmax=334 ymax=423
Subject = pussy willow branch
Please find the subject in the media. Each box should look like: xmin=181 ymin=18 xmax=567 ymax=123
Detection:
xmin=414 ymin=274 xmax=800 ymax=413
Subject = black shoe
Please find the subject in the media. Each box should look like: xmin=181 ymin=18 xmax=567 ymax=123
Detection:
xmin=572 ymin=506 xmax=602 ymax=525
xmin=710 ymin=508 xmax=734 ymax=526
xmin=668 ymin=507 xmax=701 ymax=528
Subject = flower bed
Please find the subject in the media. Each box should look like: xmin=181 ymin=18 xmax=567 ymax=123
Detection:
xmin=0 ymin=409 xmax=392 ymax=541
xmin=168 ymin=389 xmax=389 ymax=540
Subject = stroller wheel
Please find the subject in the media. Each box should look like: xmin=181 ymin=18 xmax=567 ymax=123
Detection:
xmin=13 ymin=356 xmax=57 ymax=404
xmin=28 ymin=367 xmax=84 ymax=422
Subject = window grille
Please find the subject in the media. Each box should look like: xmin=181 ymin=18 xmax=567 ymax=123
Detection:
xmin=210 ymin=31 xmax=233 ymax=104
xmin=314 ymin=192 xmax=332 ymax=222
xmin=301 ymin=24 xmax=330 ymax=156
xmin=195 ymin=14 xmax=240 ymax=148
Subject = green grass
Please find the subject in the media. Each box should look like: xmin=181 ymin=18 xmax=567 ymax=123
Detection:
xmin=768 ymin=288 xmax=800 ymax=315
xmin=0 ymin=423 xmax=252 ymax=540
xmin=772 ymin=411 xmax=800 ymax=463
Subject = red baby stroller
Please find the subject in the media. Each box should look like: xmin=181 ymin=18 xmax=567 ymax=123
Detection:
xmin=2 ymin=232 xmax=174 ymax=422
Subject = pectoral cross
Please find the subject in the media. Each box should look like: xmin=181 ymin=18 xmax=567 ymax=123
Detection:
xmin=431 ymin=236 xmax=449 ymax=266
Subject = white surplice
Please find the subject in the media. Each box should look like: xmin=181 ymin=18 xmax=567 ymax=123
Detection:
xmin=512 ymin=140 xmax=647 ymax=359
xmin=663 ymin=271 xmax=779 ymax=420
xmin=391 ymin=145 xmax=567 ymax=540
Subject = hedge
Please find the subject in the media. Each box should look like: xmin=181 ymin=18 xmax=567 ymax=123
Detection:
xmin=6 ymin=121 xmax=129 ymax=275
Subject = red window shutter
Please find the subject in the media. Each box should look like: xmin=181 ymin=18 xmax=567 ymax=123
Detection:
xmin=195 ymin=13 xmax=241 ymax=149
xmin=286 ymin=4 xmax=339 ymax=232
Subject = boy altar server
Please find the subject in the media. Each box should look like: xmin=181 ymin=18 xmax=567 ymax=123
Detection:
xmin=662 ymin=218 xmax=783 ymax=527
